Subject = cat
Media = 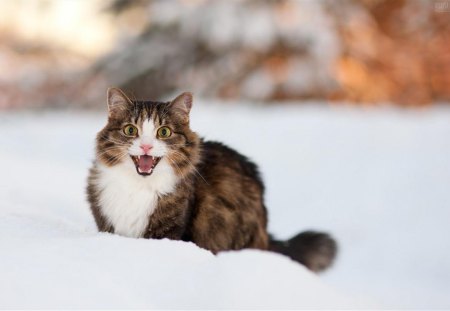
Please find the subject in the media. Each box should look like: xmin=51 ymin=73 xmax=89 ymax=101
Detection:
xmin=87 ymin=88 xmax=337 ymax=272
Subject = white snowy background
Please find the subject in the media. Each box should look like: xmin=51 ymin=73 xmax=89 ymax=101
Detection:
xmin=1 ymin=101 xmax=450 ymax=308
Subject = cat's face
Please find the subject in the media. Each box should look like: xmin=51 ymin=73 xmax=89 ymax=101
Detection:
xmin=96 ymin=88 xmax=200 ymax=177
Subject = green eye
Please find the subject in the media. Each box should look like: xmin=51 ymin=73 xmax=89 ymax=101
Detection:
xmin=123 ymin=124 xmax=138 ymax=137
xmin=157 ymin=126 xmax=172 ymax=138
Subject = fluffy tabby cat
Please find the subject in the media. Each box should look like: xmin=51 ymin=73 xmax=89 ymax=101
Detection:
xmin=87 ymin=88 xmax=337 ymax=272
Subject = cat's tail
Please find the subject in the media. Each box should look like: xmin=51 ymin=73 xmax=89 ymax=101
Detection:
xmin=269 ymin=231 xmax=337 ymax=273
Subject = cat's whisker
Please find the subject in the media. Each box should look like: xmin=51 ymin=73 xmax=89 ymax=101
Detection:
xmin=101 ymin=151 xmax=128 ymax=165
xmin=99 ymin=144 xmax=129 ymax=151
xmin=102 ymin=138 xmax=130 ymax=146
xmin=102 ymin=142 xmax=130 ymax=149
xmin=166 ymin=156 xmax=183 ymax=177
xmin=96 ymin=147 xmax=128 ymax=157
xmin=97 ymin=145 xmax=127 ymax=151
xmin=170 ymin=150 xmax=209 ymax=185
xmin=105 ymin=156 xmax=127 ymax=166
xmin=98 ymin=134 xmax=130 ymax=145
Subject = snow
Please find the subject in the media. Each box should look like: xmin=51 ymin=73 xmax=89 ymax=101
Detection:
xmin=1 ymin=101 xmax=450 ymax=308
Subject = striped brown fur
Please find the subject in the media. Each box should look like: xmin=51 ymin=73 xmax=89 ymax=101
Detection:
xmin=87 ymin=88 xmax=337 ymax=272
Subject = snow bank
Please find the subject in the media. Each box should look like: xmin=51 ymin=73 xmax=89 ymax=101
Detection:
xmin=0 ymin=235 xmax=353 ymax=309
xmin=1 ymin=101 xmax=450 ymax=308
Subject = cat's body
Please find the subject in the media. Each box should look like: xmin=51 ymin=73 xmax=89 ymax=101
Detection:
xmin=89 ymin=140 xmax=268 ymax=251
xmin=87 ymin=88 xmax=336 ymax=272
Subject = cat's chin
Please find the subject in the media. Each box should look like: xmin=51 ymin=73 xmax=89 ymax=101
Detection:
xmin=130 ymin=155 xmax=162 ymax=176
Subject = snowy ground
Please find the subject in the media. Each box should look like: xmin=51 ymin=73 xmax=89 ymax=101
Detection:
xmin=1 ymin=101 xmax=450 ymax=308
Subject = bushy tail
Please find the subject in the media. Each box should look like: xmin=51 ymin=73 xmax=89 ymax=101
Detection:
xmin=270 ymin=231 xmax=337 ymax=273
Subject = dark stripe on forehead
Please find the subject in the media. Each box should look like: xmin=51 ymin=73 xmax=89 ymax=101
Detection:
xmin=154 ymin=101 xmax=170 ymax=125
xmin=133 ymin=101 xmax=143 ymax=123
xmin=132 ymin=100 xmax=166 ymax=123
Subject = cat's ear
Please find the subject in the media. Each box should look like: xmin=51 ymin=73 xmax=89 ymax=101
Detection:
xmin=169 ymin=92 xmax=193 ymax=123
xmin=106 ymin=87 xmax=131 ymax=117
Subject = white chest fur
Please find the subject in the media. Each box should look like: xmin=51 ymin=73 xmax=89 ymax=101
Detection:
xmin=96 ymin=158 xmax=177 ymax=238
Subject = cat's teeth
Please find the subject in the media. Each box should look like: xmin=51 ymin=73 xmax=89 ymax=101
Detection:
xmin=138 ymin=167 xmax=152 ymax=173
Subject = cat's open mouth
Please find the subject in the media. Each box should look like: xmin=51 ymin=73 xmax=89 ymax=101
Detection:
xmin=130 ymin=155 xmax=161 ymax=176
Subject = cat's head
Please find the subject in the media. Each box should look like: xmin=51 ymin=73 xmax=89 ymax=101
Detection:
xmin=96 ymin=87 xmax=200 ymax=178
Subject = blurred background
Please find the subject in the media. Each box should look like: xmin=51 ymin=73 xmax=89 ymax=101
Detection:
xmin=1 ymin=0 xmax=449 ymax=109
xmin=1 ymin=0 xmax=450 ymax=309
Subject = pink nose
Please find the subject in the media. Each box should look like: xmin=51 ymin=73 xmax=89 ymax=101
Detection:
xmin=140 ymin=144 xmax=153 ymax=153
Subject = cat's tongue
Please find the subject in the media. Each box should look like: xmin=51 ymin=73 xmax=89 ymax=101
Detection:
xmin=138 ymin=155 xmax=154 ymax=173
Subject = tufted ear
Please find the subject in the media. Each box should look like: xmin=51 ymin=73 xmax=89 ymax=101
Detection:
xmin=106 ymin=87 xmax=131 ymax=117
xmin=169 ymin=92 xmax=193 ymax=123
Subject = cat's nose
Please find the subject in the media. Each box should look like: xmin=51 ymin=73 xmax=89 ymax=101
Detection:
xmin=140 ymin=144 xmax=153 ymax=153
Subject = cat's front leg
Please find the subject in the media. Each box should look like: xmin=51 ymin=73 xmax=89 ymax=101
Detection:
xmin=144 ymin=196 xmax=190 ymax=240
xmin=144 ymin=222 xmax=185 ymax=240
xmin=144 ymin=216 xmax=186 ymax=240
